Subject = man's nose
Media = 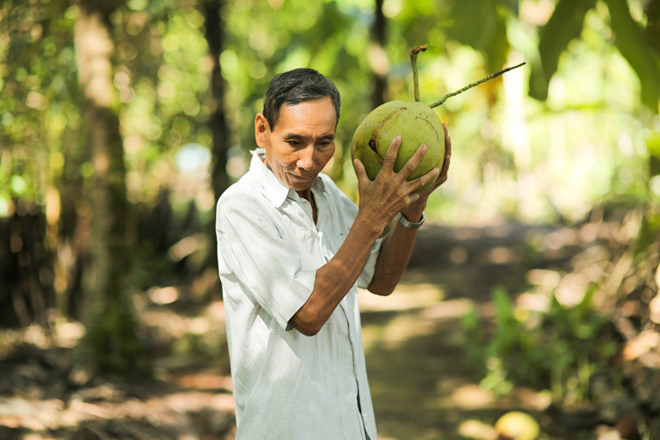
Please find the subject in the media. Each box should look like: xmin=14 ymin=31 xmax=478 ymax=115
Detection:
xmin=296 ymin=144 xmax=314 ymax=169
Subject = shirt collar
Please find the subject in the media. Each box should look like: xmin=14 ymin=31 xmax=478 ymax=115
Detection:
xmin=249 ymin=149 xmax=326 ymax=208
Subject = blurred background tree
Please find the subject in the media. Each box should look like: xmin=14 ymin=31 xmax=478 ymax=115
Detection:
xmin=0 ymin=0 xmax=658 ymax=395
xmin=70 ymin=0 xmax=150 ymax=379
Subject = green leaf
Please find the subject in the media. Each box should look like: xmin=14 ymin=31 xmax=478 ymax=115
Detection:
xmin=492 ymin=285 xmax=514 ymax=323
xmin=529 ymin=0 xmax=597 ymax=101
xmin=447 ymin=0 xmax=510 ymax=71
xmin=647 ymin=0 xmax=660 ymax=53
xmin=603 ymin=0 xmax=660 ymax=113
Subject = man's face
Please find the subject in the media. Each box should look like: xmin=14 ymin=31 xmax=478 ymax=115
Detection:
xmin=255 ymin=97 xmax=337 ymax=194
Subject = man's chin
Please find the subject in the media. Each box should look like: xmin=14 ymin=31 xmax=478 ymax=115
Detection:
xmin=286 ymin=174 xmax=315 ymax=190
xmin=289 ymin=182 xmax=313 ymax=193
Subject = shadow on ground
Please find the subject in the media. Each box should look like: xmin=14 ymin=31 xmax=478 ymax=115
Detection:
xmin=1 ymin=219 xmax=653 ymax=439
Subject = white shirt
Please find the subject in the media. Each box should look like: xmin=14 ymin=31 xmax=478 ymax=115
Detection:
xmin=216 ymin=149 xmax=381 ymax=440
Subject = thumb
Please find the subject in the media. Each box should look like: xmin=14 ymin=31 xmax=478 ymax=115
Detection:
xmin=353 ymin=159 xmax=370 ymax=184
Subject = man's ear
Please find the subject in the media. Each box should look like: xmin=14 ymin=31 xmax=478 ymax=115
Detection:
xmin=254 ymin=113 xmax=270 ymax=148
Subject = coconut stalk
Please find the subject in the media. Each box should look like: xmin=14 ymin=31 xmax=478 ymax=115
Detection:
xmin=408 ymin=44 xmax=526 ymax=107
xmin=350 ymin=45 xmax=526 ymax=193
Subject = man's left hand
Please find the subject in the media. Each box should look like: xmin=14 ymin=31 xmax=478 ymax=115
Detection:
xmin=401 ymin=123 xmax=452 ymax=220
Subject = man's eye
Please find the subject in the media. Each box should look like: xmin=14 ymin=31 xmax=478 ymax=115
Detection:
xmin=286 ymin=140 xmax=300 ymax=147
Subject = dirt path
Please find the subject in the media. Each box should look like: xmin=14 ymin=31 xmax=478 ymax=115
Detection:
xmin=359 ymin=221 xmax=580 ymax=440
xmin=0 ymin=220 xmax=627 ymax=439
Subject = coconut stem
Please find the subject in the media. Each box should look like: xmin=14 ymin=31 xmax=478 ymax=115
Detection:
xmin=429 ymin=61 xmax=526 ymax=108
xmin=409 ymin=45 xmax=427 ymax=102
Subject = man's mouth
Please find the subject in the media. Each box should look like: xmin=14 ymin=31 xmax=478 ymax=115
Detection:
xmin=289 ymin=172 xmax=314 ymax=180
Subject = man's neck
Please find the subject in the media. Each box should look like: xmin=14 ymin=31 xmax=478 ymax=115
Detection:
xmin=298 ymin=189 xmax=317 ymax=223
xmin=296 ymin=188 xmax=312 ymax=202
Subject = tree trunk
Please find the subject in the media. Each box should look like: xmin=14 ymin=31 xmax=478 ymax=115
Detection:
xmin=370 ymin=0 xmax=388 ymax=108
xmin=0 ymin=206 xmax=55 ymax=328
xmin=72 ymin=0 xmax=149 ymax=379
xmin=203 ymin=0 xmax=231 ymax=202
xmin=201 ymin=0 xmax=231 ymax=274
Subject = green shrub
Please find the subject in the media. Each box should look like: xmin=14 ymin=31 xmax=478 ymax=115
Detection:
xmin=462 ymin=285 xmax=621 ymax=404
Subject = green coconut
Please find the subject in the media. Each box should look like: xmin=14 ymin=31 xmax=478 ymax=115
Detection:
xmin=350 ymin=100 xmax=445 ymax=193
xmin=350 ymin=45 xmax=524 ymax=193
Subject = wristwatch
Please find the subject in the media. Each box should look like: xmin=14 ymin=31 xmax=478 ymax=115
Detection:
xmin=396 ymin=212 xmax=425 ymax=229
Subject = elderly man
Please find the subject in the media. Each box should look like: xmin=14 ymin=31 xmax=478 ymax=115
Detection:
xmin=216 ymin=67 xmax=451 ymax=439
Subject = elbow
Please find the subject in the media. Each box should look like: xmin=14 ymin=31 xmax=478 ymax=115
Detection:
xmin=297 ymin=324 xmax=321 ymax=337
xmin=368 ymin=285 xmax=395 ymax=296
xmin=289 ymin=311 xmax=324 ymax=336
xmin=367 ymin=279 xmax=396 ymax=296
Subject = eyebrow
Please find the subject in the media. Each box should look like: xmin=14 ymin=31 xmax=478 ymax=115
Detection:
xmin=284 ymin=133 xmax=335 ymax=142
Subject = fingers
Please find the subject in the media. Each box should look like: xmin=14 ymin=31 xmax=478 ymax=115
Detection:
xmin=408 ymin=166 xmax=440 ymax=196
xmin=439 ymin=123 xmax=452 ymax=180
xmin=382 ymin=135 xmax=402 ymax=173
xmin=353 ymin=158 xmax=369 ymax=185
xmin=412 ymin=124 xmax=452 ymax=196
xmin=400 ymin=143 xmax=428 ymax=179
xmin=380 ymin=134 xmax=432 ymax=181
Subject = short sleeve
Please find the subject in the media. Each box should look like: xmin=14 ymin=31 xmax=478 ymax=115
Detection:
xmin=357 ymin=236 xmax=381 ymax=289
xmin=216 ymin=194 xmax=315 ymax=330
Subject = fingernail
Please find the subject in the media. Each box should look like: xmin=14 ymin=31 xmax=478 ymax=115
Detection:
xmin=396 ymin=135 xmax=402 ymax=140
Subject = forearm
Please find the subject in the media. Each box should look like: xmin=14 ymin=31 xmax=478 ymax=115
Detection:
xmin=367 ymin=201 xmax=426 ymax=295
xmin=289 ymin=214 xmax=383 ymax=336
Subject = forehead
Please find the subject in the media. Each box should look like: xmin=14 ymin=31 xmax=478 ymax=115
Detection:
xmin=274 ymin=97 xmax=337 ymax=133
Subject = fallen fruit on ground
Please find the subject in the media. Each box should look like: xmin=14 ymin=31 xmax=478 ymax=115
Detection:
xmin=494 ymin=411 xmax=540 ymax=440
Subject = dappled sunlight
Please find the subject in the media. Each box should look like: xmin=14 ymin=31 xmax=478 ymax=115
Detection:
xmin=0 ymin=321 xmax=85 ymax=354
xmin=526 ymin=269 xmax=561 ymax=293
xmin=440 ymin=384 xmax=496 ymax=410
xmin=458 ymin=418 xmax=498 ymax=440
xmin=172 ymin=370 xmax=233 ymax=392
xmin=359 ymin=282 xmax=445 ymax=312
xmin=0 ymin=385 xmax=236 ymax=438
xmin=555 ymin=273 xmax=591 ymax=307
xmin=420 ymin=298 xmax=473 ymax=321
xmin=141 ymin=307 xmax=190 ymax=339
xmin=379 ymin=313 xmax=436 ymax=350
xmin=484 ymin=246 xmax=520 ymax=264
xmin=435 ymin=383 xmax=551 ymax=413
xmin=362 ymin=214 xmax=659 ymax=439
xmin=515 ymin=292 xmax=551 ymax=313
xmin=360 ymin=282 xmax=450 ymax=351
xmin=1 ymin=1 xmax=658 ymax=439
xmin=622 ymin=330 xmax=660 ymax=362
xmin=148 ymin=285 xmax=181 ymax=305
xmin=0 ymin=286 xmax=234 ymax=439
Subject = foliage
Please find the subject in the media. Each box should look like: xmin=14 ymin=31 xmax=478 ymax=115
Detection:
xmin=462 ymin=285 xmax=620 ymax=403
xmin=0 ymin=0 xmax=82 ymax=209
xmin=76 ymin=289 xmax=151 ymax=378
xmin=1 ymin=0 xmax=658 ymax=393
xmin=446 ymin=0 xmax=513 ymax=72
xmin=529 ymin=0 xmax=660 ymax=113
xmin=529 ymin=0 xmax=597 ymax=102
xmin=1 ymin=0 xmax=657 ymax=219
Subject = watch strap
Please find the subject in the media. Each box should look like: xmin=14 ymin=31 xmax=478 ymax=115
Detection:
xmin=396 ymin=212 xmax=425 ymax=229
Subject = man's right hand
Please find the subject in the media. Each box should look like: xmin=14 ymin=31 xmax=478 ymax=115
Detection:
xmin=353 ymin=134 xmax=440 ymax=234
xmin=293 ymin=135 xmax=438 ymax=334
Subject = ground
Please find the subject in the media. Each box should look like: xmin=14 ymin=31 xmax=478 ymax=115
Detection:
xmin=0 ymin=219 xmax=656 ymax=439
